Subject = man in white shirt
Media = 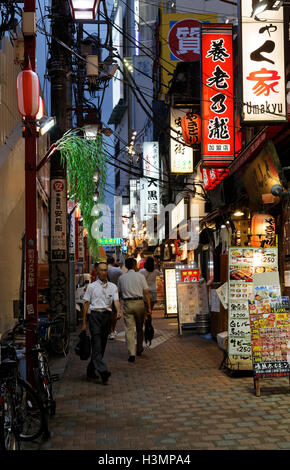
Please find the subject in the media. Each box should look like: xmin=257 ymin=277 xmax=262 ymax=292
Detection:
xmin=107 ymin=256 xmax=123 ymax=340
xmin=118 ymin=258 xmax=151 ymax=362
xmin=82 ymin=262 xmax=121 ymax=384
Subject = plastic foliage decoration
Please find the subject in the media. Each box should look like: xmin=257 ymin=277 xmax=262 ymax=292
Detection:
xmin=58 ymin=129 xmax=107 ymax=258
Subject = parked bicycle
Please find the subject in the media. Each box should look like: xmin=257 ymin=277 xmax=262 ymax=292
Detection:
xmin=6 ymin=318 xmax=62 ymax=417
xmin=47 ymin=314 xmax=70 ymax=356
xmin=0 ymin=340 xmax=47 ymax=450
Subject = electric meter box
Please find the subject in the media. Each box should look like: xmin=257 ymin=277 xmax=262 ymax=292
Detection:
xmin=86 ymin=55 xmax=99 ymax=77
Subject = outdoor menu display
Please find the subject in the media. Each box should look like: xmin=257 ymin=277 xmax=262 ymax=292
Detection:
xmin=164 ymin=267 xmax=178 ymax=316
xmin=177 ymin=283 xmax=200 ymax=326
xmin=249 ymin=288 xmax=290 ymax=378
xmin=228 ymin=247 xmax=278 ymax=368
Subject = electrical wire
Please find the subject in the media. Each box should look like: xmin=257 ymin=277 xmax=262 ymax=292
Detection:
xmin=104 ymin=3 xmax=288 ymax=120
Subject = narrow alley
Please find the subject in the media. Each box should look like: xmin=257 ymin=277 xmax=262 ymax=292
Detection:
xmin=38 ymin=308 xmax=290 ymax=451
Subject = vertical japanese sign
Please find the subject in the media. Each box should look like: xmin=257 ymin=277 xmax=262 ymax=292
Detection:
xmin=201 ymin=24 xmax=234 ymax=167
xmin=240 ymin=1 xmax=286 ymax=123
xmin=122 ymin=204 xmax=130 ymax=238
xmin=170 ymin=108 xmax=193 ymax=173
xmin=51 ymin=178 xmax=67 ymax=261
xmin=68 ymin=199 xmax=75 ymax=261
xmin=78 ymin=227 xmax=84 ymax=262
xmin=143 ymin=142 xmax=160 ymax=216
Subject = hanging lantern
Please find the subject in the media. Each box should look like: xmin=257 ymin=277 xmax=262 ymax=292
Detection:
xmin=181 ymin=113 xmax=201 ymax=146
xmin=75 ymin=204 xmax=81 ymax=219
xmin=251 ymin=213 xmax=276 ymax=247
xmin=16 ymin=64 xmax=40 ymax=118
xmin=36 ymin=96 xmax=44 ymax=121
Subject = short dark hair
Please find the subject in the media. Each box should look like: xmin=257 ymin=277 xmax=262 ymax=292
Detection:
xmin=144 ymin=256 xmax=154 ymax=272
xmin=125 ymin=257 xmax=136 ymax=270
xmin=107 ymin=256 xmax=115 ymax=265
xmin=97 ymin=262 xmax=108 ymax=270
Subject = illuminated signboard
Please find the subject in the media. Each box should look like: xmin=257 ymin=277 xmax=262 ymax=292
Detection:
xmin=98 ymin=238 xmax=122 ymax=246
xmin=171 ymin=198 xmax=185 ymax=229
xmin=112 ymin=5 xmax=124 ymax=109
xmin=201 ymin=23 xmax=235 ymax=168
xmin=240 ymin=1 xmax=287 ymax=123
xmin=143 ymin=142 xmax=160 ymax=216
xmin=157 ymin=12 xmax=218 ymax=100
xmin=164 ymin=268 xmax=178 ymax=315
xmin=170 ymin=108 xmax=193 ymax=173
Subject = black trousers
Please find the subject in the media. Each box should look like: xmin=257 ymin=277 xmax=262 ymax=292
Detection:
xmin=87 ymin=310 xmax=112 ymax=376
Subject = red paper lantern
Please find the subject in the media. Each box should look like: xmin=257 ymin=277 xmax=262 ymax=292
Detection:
xmin=17 ymin=64 xmax=40 ymax=118
xmin=251 ymin=213 xmax=275 ymax=247
xmin=181 ymin=113 xmax=201 ymax=146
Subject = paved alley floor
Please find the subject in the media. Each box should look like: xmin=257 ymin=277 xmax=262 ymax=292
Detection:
xmin=39 ymin=310 xmax=290 ymax=451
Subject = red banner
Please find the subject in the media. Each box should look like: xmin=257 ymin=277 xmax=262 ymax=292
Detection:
xmin=201 ymin=24 xmax=234 ymax=168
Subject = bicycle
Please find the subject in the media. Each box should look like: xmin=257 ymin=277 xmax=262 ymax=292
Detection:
xmin=8 ymin=318 xmax=60 ymax=417
xmin=0 ymin=341 xmax=47 ymax=450
xmin=47 ymin=314 xmax=70 ymax=356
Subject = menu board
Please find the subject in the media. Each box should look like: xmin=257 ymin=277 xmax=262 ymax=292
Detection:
xmin=177 ymin=283 xmax=200 ymax=324
xmin=249 ymin=288 xmax=290 ymax=378
xmin=177 ymin=281 xmax=209 ymax=334
xmin=164 ymin=268 xmax=178 ymax=315
xmin=228 ymin=247 xmax=278 ymax=362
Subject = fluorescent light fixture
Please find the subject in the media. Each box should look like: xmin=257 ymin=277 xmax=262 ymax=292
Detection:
xmin=69 ymin=0 xmax=99 ymax=21
xmin=233 ymin=210 xmax=244 ymax=217
xmin=39 ymin=116 xmax=56 ymax=135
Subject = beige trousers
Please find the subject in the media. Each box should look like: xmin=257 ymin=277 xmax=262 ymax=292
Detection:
xmin=123 ymin=299 xmax=145 ymax=356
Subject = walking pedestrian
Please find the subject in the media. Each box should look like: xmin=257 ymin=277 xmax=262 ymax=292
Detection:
xmin=139 ymin=256 xmax=161 ymax=312
xmin=107 ymin=256 xmax=123 ymax=340
xmin=82 ymin=262 xmax=121 ymax=384
xmin=118 ymin=257 xmax=151 ymax=362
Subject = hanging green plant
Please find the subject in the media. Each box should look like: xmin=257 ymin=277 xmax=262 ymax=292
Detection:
xmin=57 ymin=129 xmax=107 ymax=259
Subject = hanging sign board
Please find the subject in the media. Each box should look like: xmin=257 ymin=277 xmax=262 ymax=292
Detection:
xmin=143 ymin=142 xmax=160 ymax=216
xmin=240 ymin=0 xmax=287 ymax=123
xmin=51 ymin=178 xmax=67 ymax=261
xmin=201 ymin=23 xmax=235 ymax=168
xmin=170 ymin=108 xmax=193 ymax=173
xmin=97 ymin=238 xmax=122 ymax=246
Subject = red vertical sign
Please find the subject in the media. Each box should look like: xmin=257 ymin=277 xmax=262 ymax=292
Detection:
xmin=201 ymin=24 xmax=234 ymax=168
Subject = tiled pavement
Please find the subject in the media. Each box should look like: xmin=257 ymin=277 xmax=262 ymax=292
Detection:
xmin=36 ymin=309 xmax=290 ymax=451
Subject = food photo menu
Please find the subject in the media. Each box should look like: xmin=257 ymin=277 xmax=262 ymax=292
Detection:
xmin=248 ymin=286 xmax=290 ymax=378
xmin=228 ymin=247 xmax=278 ymax=358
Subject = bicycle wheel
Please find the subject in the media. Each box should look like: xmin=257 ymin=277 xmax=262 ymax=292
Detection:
xmin=0 ymin=383 xmax=19 ymax=450
xmin=49 ymin=315 xmax=70 ymax=356
xmin=16 ymin=378 xmax=48 ymax=441
xmin=34 ymin=354 xmax=56 ymax=416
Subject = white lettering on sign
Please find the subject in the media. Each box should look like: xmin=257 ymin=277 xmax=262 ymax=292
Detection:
xmin=176 ymin=26 xmax=200 ymax=55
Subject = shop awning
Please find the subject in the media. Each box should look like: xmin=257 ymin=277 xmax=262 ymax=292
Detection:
xmin=229 ymin=125 xmax=286 ymax=176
